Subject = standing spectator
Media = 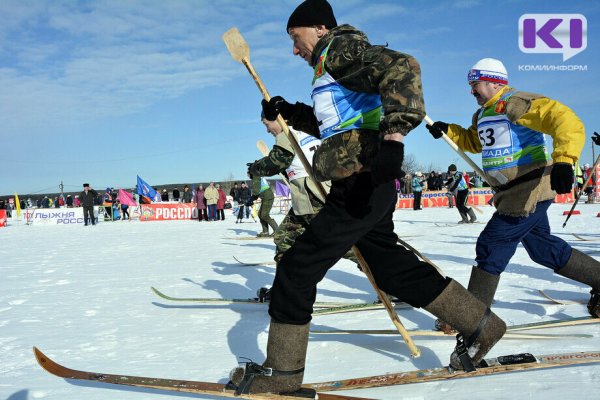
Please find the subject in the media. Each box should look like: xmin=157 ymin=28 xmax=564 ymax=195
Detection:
xmin=121 ymin=200 xmax=130 ymax=221
xmin=402 ymin=174 xmax=412 ymax=195
xmin=79 ymin=184 xmax=98 ymax=226
xmin=229 ymin=182 xmax=239 ymax=201
xmin=66 ymin=195 xmax=73 ymax=207
xmin=245 ymin=182 xmax=253 ymax=219
xmin=412 ymin=172 xmax=424 ymax=210
xmin=427 ymin=171 xmax=437 ymax=192
xmin=172 ymin=187 xmax=181 ymax=202
xmin=464 ymin=172 xmax=471 ymax=188
xmin=216 ymin=184 xmax=227 ymax=221
xmin=204 ymin=182 xmax=219 ymax=221
xmin=161 ymin=189 xmax=169 ymax=202
xmin=193 ymin=184 xmax=207 ymax=221
xmin=182 ymin=185 xmax=193 ymax=203
xmin=583 ymin=163 xmax=595 ymax=203
xmin=42 ymin=196 xmax=50 ymax=208
xmin=154 ymin=188 xmax=162 ymax=202
xmin=236 ymin=182 xmax=251 ymax=223
xmin=435 ymin=172 xmax=444 ymax=191
xmin=103 ymin=188 xmax=113 ymax=221
xmin=73 ymin=196 xmax=81 ymax=207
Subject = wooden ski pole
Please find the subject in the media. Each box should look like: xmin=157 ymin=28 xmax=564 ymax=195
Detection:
xmin=424 ymin=115 xmax=486 ymax=213
xmin=224 ymin=27 xmax=420 ymax=357
xmin=563 ymin=153 xmax=600 ymax=228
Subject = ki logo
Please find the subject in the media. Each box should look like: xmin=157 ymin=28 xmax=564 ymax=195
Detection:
xmin=519 ymin=14 xmax=587 ymax=61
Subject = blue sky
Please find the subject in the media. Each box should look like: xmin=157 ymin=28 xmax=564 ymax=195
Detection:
xmin=1 ymin=0 xmax=598 ymax=195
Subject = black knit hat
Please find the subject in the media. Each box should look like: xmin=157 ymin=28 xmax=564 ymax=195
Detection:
xmin=83 ymin=183 xmax=89 ymax=187
xmin=448 ymin=164 xmax=457 ymax=172
xmin=287 ymin=0 xmax=338 ymax=32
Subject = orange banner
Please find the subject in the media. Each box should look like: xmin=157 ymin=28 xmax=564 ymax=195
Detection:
xmin=397 ymin=189 xmax=574 ymax=209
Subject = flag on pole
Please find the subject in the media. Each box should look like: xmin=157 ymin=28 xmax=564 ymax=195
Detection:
xmin=136 ymin=175 xmax=157 ymax=204
xmin=15 ymin=193 xmax=21 ymax=218
xmin=118 ymin=189 xmax=137 ymax=206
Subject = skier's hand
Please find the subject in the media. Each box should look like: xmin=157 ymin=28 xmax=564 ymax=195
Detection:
xmin=425 ymin=121 xmax=448 ymax=139
xmin=550 ymin=162 xmax=574 ymax=194
xmin=261 ymin=96 xmax=294 ymax=121
xmin=246 ymin=162 xmax=254 ymax=179
xmin=371 ymin=140 xmax=405 ymax=184
xmin=593 ymin=132 xmax=600 ymax=146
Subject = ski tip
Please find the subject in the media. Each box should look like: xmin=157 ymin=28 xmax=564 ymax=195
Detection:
xmin=33 ymin=346 xmax=50 ymax=372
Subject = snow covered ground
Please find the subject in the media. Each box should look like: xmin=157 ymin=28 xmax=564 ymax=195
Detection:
xmin=1 ymin=203 xmax=599 ymax=400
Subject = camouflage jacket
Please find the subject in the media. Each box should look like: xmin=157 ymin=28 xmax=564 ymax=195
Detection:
xmin=286 ymin=25 xmax=425 ymax=181
xmin=249 ymin=145 xmax=294 ymax=178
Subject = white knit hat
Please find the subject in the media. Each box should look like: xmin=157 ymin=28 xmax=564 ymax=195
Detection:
xmin=468 ymin=58 xmax=508 ymax=85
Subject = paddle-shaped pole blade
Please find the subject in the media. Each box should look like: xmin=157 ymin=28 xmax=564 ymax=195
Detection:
xmin=223 ymin=27 xmax=250 ymax=63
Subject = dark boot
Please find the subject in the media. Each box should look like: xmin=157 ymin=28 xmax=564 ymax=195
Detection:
xmin=458 ymin=211 xmax=469 ymax=224
xmin=229 ymin=320 xmax=310 ymax=395
xmin=467 ymin=208 xmax=477 ymax=223
xmin=257 ymin=222 xmax=270 ymax=237
xmin=435 ymin=267 xmax=500 ymax=332
xmin=467 ymin=267 xmax=500 ymax=307
xmin=556 ymin=249 xmax=600 ymax=317
xmin=425 ymin=280 xmax=506 ymax=370
xmin=268 ymin=219 xmax=279 ymax=236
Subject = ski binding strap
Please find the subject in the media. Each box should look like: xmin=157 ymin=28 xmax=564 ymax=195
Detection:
xmin=234 ymin=361 xmax=305 ymax=395
xmin=455 ymin=307 xmax=492 ymax=372
xmin=454 ymin=334 xmax=476 ymax=372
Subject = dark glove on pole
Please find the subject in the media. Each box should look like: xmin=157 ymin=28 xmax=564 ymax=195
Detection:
xmin=371 ymin=140 xmax=405 ymax=184
xmin=425 ymin=121 xmax=448 ymax=139
xmin=550 ymin=163 xmax=575 ymax=194
xmin=593 ymin=132 xmax=600 ymax=146
xmin=261 ymin=96 xmax=294 ymax=121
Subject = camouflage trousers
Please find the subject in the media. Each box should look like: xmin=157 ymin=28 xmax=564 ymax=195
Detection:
xmin=273 ymin=204 xmax=357 ymax=264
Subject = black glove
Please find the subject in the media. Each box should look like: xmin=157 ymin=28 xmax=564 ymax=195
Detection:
xmin=370 ymin=140 xmax=405 ymax=184
xmin=261 ymin=96 xmax=294 ymax=121
xmin=246 ymin=162 xmax=254 ymax=179
xmin=425 ymin=121 xmax=448 ymax=139
xmin=593 ymin=132 xmax=600 ymax=146
xmin=550 ymin=162 xmax=574 ymax=194
xmin=245 ymin=195 xmax=257 ymax=207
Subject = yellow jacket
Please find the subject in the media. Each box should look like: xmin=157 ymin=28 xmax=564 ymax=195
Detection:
xmin=445 ymin=86 xmax=585 ymax=216
xmin=446 ymin=86 xmax=585 ymax=165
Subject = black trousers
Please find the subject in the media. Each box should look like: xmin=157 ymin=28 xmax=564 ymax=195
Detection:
xmin=413 ymin=191 xmax=422 ymax=210
xmin=83 ymin=206 xmax=95 ymax=225
xmin=269 ymin=173 xmax=449 ymax=325
xmin=456 ymin=189 xmax=470 ymax=215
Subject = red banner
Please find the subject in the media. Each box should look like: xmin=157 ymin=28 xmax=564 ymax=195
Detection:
xmin=139 ymin=204 xmax=199 ymax=221
xmin=396 ymin=189 xmax=574 ymax=209
xmin=0 ymin=210 xmax=5 ymax=227
xmin=396 ymin=190 xmax=494 ymax=209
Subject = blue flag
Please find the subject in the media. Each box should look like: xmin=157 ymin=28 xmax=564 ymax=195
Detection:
xmin=136 ymin=175 xmax=157 ymax=204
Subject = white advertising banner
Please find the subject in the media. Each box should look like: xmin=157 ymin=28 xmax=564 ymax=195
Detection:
xmin=24 ymin=207 xmax=103 ymax=225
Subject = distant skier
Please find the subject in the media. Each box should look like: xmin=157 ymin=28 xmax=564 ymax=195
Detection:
xmin=447 ymin=164 xmax=477 ymax=223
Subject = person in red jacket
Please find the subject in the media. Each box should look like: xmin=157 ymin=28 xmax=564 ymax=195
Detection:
xmin=216 ymin=184 xmax=227 ymax=221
